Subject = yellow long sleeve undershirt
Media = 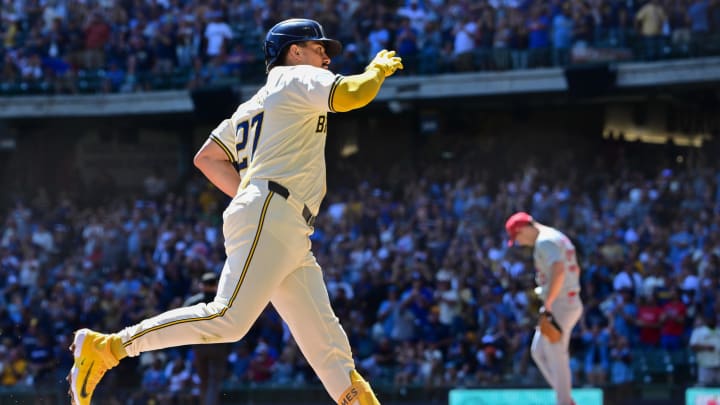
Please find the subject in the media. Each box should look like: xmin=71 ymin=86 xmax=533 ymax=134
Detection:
xmin=330 ymin=67 xmax=386 ymax=112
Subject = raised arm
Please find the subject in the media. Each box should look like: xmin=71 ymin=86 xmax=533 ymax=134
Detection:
xmin=331 ymin=49 xmax=403 ymax=112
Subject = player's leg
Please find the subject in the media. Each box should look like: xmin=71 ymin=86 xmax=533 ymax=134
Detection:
xmin=530 ymin=328 xmax=555 ymax=389
xmin=69 ymin=188 xmax=307 ymax=404
xmin=547 ymin=304 xmax=583 ymax=405
xmin=69 ymin=258 xmax=280 ymax=405
xmin=118 ymin=250 xmax=290 ymax=352
xmin=118 ymin=189 xmax=314 ymax=352
xmin=67 ymin=329 xmax=123 ymax=405
xmin=270 ymin=254 xmax=379 ymax=405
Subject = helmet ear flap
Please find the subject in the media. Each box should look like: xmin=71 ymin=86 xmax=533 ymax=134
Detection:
xmin=264 ymin=41 xmax=280 ymax=72
xmin=265 ymin=42 xmax=278 ymax=58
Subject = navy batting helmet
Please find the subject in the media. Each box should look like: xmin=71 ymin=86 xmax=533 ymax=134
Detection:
xmin=264 ymin=18 xmax=342 ymax=72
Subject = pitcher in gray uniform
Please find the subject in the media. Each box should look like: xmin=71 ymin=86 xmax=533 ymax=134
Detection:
xmin=506 ymin=212 xmax=583 ymax=405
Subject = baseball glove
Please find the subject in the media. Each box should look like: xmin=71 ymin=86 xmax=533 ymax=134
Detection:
xmin=538 ymin=309 xmax=563 ymax=343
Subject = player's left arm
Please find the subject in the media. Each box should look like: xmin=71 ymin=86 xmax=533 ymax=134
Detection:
xmin=544 ymin=260 xmax=565 ymax=312
xmin=537 ymin=239 xmax=565 ymax=312
xmin=331 ymin=50 xmax=403 ymax=112
xmin=194 ymin=138 xmax=241 ymax=198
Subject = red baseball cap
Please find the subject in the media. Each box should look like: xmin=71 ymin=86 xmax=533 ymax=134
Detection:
xmin=505 ymin=212 xmax=533 ymax=246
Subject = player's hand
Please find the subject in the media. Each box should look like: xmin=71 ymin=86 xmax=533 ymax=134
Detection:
xmin=538 ymin=308 xmax=562 ymax=343
xmin=366 ymin=49 xmax=404 ymax=77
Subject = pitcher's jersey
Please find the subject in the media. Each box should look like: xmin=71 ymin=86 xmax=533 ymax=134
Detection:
xmin=209 ymin=64 xmax=341 ymax=215
xmin=533 ymin=226 xmax=581 ymax=302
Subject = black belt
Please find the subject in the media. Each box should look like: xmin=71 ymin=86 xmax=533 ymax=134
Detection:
xmin=267 ymin=181 xmax=316 ymax=226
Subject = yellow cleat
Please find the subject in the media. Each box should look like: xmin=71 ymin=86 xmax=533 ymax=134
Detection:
xmin=67 ymin=329 xmax=120 ymax=405
xmin=337 ymin=370 xmax=380 ymax=405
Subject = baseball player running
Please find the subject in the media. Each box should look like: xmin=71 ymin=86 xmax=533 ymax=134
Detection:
xmin=68 ymin=18 xmax=402 ymax=405
xmin=506 ymin=212 xmax=583 ymax=405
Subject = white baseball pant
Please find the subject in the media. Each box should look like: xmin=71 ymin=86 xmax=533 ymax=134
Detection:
xmin=116 ymin=180 xmax=355 ymax=400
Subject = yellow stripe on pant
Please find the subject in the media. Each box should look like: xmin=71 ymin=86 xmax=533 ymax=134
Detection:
xmin=121 ymin=191 xmax=275 ymax=349
xmin=115 ymin=180 xmax=362 ymax=403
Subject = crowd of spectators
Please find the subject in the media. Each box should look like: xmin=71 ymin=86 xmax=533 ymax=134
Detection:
xmin=2 ymin=0 xmax=720 ymax=95
xmin=1 ymin=134 xmax=720 ymax=402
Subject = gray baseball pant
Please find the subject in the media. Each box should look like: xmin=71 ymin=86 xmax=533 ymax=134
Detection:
xmin=531 ymin=298 xmax=583 ymax=405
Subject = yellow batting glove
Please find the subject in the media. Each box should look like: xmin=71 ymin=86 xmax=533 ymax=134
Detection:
xmin=366 ymin=49 xmax=404 ymax=77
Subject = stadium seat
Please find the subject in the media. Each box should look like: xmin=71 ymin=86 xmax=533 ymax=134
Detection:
xmin=76 ymin=69 xmax=104 ymax=94
xmin=632 ymin=348 xmax=673 ymax=384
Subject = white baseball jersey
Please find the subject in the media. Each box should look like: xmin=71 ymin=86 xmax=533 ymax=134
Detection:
xmin=209 ymin=119 xmax=249 ymax=178
xmin=210 ymin=65 xmax=341 ymax=215
xmin=120 ymin=64 xmax=360 ymax=403
xmin=690 ymin=326 xmax=720 ymax=368
xmin=533 ymin=226 xmax=581 ymax=302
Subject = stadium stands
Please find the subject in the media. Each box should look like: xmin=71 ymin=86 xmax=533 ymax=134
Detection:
xmin=1 ymin=131 xmax=719 ymax=401
xmin=1 ymin=0 xmax=720 ymax=95
xmin=2 ymin=1 xmax=720 ymax=403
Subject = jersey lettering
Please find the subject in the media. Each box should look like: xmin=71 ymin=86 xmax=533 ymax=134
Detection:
xmin=565 ymin=249 xmax=579 ymax=272
xmin=534 ymin=227 xmax=581 ymax=301
xmin=250 ymin=112 xmax=264 ymax=160
xmin=235 ymin=111 xmax=265 ymax=172
xmin=315 ymin=115 xmax=327 ymax=133
xmin=536 ymin=268 xmax=546 ymax=285
xmin=565 ymin=249 xmax=575 ymax=262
